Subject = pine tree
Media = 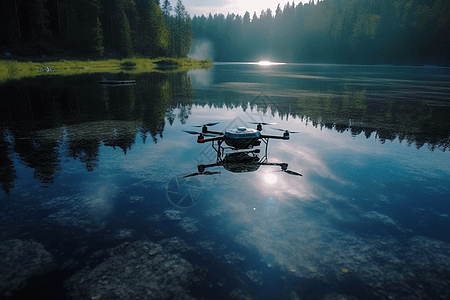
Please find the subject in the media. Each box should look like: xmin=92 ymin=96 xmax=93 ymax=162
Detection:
xmin=65 ymin=0 xmax=104 ymax=55
xmin=113 ymin=0 xmax=134 ymax=57
xmin=30 ymin=0 xmax=51 ymax=40
xmin=148 ymin=0 xmax=170 ymax=56
xmin=162 ymin=0 xmax=172 ymax=16
xmin=173 ymin=0 xmax=192 ymax=57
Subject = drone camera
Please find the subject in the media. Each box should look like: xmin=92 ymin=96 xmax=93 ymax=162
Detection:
xmin=252 ymin=140 xmax=261 ymax=146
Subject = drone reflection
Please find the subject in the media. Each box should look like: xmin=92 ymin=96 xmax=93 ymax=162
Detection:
xmin=184 ymin=151 xmax=302 ymax=178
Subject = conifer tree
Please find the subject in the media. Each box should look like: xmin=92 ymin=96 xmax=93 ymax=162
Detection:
xmin=66 ymin=0 xmax=104 ymax=55
xmin=173 ymin=0 xmax=193 ymax=57
xmin=162 ymin=0 xmax=172 ymax=15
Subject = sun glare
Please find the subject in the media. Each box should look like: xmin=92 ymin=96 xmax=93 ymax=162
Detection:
xmin=258 ymin=60 xmax=272 ymax=66
xmin=256 ymin=60 xmax=286 ymax=66
xmin=264 ymin=173 xmax=278 ymax=184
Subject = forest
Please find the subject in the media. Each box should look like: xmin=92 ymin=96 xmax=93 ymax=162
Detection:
xmin=192 ymin=0 xmax=450 ymax=65
xmin=0 ymin=0 xmax=193 ymax=58
xmin=1 ymin=0 xmax=449 ymax=65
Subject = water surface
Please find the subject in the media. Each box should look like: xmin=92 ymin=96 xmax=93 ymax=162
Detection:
xmin=1 ymin=64 xmax=450 ymax=299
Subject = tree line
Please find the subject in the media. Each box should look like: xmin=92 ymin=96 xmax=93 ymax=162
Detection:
xmin=192 ymin=0 xmax=450 ymax=65
xmin=0 ymin=0 xmax=193 ymax=58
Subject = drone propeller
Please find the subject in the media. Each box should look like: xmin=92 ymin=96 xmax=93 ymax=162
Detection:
xmin=277 ymin=163 xmax=302 ymax=176
xmin=182 ymin=130 xmax=216 ymax=136
xmin=277 ymin=169 xmax=303 ymax=176
xmin=282 ymin=169 xmax=303 ymax=176
xmin=249 ymin=122 xmax=277 ymax=125
xmin=183 ymin=130 xmax=201 ymax=135
xmin=183 ymin=171 xmax=221 ymax=178
xmin=192 ymin=122 xmax=220 ymax=127
xmin=272 ymin=128 xmax=300 ymax=133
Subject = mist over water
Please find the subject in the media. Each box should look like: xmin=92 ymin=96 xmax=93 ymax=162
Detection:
xmin=189 ymin=39 xmax=215 ymax=61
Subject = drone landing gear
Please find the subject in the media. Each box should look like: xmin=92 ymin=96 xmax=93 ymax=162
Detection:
xmin=210 ymin=139 xmax=268 ymax=162
xmin=261 ymin=137 xmax=269 ymax=157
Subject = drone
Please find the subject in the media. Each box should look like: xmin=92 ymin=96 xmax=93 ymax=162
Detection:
xmin=183 ymin=122 xmax=302 ymax=177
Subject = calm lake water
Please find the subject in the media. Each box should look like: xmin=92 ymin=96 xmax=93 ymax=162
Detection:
xmin=1 ymin=63 xmax=450 ymax=299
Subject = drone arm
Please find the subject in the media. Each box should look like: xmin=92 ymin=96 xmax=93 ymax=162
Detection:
xmin=260 ymin=162 xmax=302 ymax=176
xmin=260 ymin=162 xmax=285 ymax=167
xmin=260 ymin=134 xmax=289 ymax=140
xmin=198 ymin=135 xmax=225 ymax=143
xmin=198 ymin=162 xmax=220 ymax=170
xmin=260 ymin=162 xmax=289 ymax=171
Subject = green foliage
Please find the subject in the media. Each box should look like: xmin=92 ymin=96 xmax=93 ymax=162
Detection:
xmin=432 ymin=0 xmax=450 ymax=27
xmin=170 ymin=0 xmax=193 ymax=57
xmin=113 ymin=0 xmax=135 ymax=57
xmin=191 ymin=0 xmax=450 ymax=65
xmin=65 ymin=0 xmax=104 ymax=55
xmin=1 ymin=0 xmax=193 ymax=59
xmin=0 ymin=57 xmax=211 ymax=83
xmin=353 ymin=14 xmax=381 ymax=36
xmin=120 ymin=60 xmax=137 ymax=68
xmin=154 ymin=58 xmax=180 ymax=65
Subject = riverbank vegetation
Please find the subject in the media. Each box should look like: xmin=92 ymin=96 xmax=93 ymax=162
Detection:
xmin=0 ymin=58 xmax=212 ymax=83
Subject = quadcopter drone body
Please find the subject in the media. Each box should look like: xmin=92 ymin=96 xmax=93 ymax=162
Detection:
xmin=183 ymin=122 xmax=302 ymax=178
xmin=189 ymin=122 xmax=291 ymax=150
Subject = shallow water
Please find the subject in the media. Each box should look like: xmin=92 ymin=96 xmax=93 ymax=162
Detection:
xmin=1 ymin=64 xmax=450 ymax=299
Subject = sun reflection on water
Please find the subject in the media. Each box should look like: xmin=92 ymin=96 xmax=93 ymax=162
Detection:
xmin=256 ymin=60 xmax=286 ymax=66
xmin=264 ymin=172 xmax=278 ymax=184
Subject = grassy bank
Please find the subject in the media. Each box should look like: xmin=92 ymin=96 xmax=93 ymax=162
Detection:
xmin=0 ymin=57 xmax=213 ymax=83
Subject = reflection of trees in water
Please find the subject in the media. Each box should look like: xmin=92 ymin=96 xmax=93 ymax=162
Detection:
xmin=194 ymin=89 xmax=450 ymax=152
xmin=1 ymin=73 xmax=449 ymax=191
xmin=68 ymin=140 xmax=100 ymax=172
xmin=293 ymin=89 xmax=450 ymax=151
xmin=1 ymin=130 xmax=60 ymax=193
xmin=12 ymin=137 xmax=60 ymax=185
xmin=168 ymin=72 xmax=194 ymax=126
xmin=0 ymin=72 xmax=195 ymax=189
xmin=0 ymin=132 xmax=16 ymax=194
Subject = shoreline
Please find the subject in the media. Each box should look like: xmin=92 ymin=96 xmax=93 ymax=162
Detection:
xmin=0 ymin=57 xmax=213 ymax=83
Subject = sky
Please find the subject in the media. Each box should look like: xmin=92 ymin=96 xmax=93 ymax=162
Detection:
xmin=181 ymin=0 xmax=287 ymax=17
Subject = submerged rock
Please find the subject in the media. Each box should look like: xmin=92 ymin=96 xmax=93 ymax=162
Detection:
xmin=321 ymin=293 xmax=357 ymax=300
xmin=229 ymin=289 xmax=253 ymax=300
xmin=245 ymin=270 xmax=263 ymax=285
xmin=165 ymin=209 xmax=184 ymax=220
xmin=363 ymin=211 xmax=396 ymax=226
xmin=179 ymin=217 xmax=199 ymax=233
xmin=236 ymin=222 xmax=450 ymax=299
xmin=0 ymin=239 xmax=56 ymax=297
xmin=65 ymin=239 xmax=197 ymax=300
xmin=114 ymin=228 xmax=134 ymax=239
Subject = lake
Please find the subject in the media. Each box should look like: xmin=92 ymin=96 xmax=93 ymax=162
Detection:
xmin=1 ymin=63 xmax=450 ymax=300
